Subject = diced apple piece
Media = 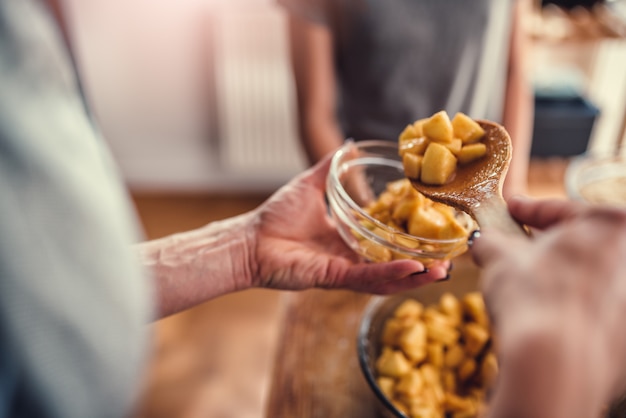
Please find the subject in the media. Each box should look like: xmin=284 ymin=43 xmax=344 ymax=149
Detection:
xmin=423 ymin=110 xmax=454 ymax=143
xmin=452 ymin=112 xmax=485 ymax=144
xmin=375 ymin=348 xmax=412 ymax=378
xmin=393 ymin=229 xmax=420 ymax=248
xmin=394 ymin=233 xmax=421 ymax=250
xmin=376 ymin=377 xmax=396 ymax=400
xmin=399 ymin=322 xmax=427 ymax=351
xmin=433 ymin=203 xmax=469 ymax=239
xmin=462 ymin=292 xmax=490 ymax=328
xmin=445 ymin=344 xmax=465 ymax=369
xmin=440 ymin=217 xmax=469 ymax=240
xmin=410 ymin=406 xmax=439 ymax=418
xmin=420 ymin=142 xmax=457 ymax=185
xmin=407 ymin=206 xmax=449 ymax=239
xmin=381 ymin=318 xmax=404 ymax=346
xmin=408 ymin=204 xmax=467 ymax=240
xmin=365 ymin=191 xmax=395 ymax=214
xmin=412 ymin=118 xmax=428 ymax=137
xmin=359 ymin=218 xmax=377 ymax=231
xmin=443 ymin=138 xmax=463 ymax=155
xmin=369 ymin=225 xmax=391 ymax=241
xmin=396 ymin=369 xmax=424 ymax=397
xmin=399 ymin=124 xmax=419 ymax=142
xmin=458 ymin=358 xmax=477 ymax=382
xmin=399 ymin=136 xmax=429 ymax=157
xmin=457 ymin=143 xmax=487 ymax=165
xmin=463 ymin=322 xmax=490 ymax=357
xmin=431 ymin=201 xmax=455 ymax=217
xmin=359 ymin=239 xmax=392 ymax=262
xmin=402 ymin=153 xmax=423 ymax=179
xmin=386 ymin=219 xmax=403 ymax=233
xmin=394 ymin=299 xmax=424 ymax=319
xmin=386 ymin=178 xmax=410 ymax=195
xmin=392 ymin=195 xmax=418 ymax=222
xmin=481 ymin=352 xmax=499 ymax=388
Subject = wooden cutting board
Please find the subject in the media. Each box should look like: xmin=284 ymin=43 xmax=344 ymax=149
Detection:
xmin=265 ymin=288 xmax=378 ymax=418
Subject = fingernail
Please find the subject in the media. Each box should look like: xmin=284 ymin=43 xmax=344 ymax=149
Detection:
xmin=438 ymin=274 xmax=451 ymax=282
xmin=467 ymin=230 xmax=481 ymax=248
xmin=410 ymin=268 xmax=429 ymax=276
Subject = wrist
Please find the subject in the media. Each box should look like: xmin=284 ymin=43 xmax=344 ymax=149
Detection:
xmin=136 ymin=212 xmax=258 ymax=318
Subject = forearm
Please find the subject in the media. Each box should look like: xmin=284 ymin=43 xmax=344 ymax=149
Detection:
xmin=299 ymin=111 xmax=345 ymax=165
xmin=503 ymin=66 xmax=533 ymax=198
xmin=502 ymin=0 xmax=534 ymax=198
xmin=135 ymin=212 xmax=257 ymax=319
xmin=287 ymin=15 xmax=343 ymax=165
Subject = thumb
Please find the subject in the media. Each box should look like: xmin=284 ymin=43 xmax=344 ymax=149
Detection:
xmin=469 ymin=228 xmax=520 ymax=268
xmin=300 ymin=146 xmax=340 ymax=192
xmin=507 ymin=195 xmax=586 ymax=230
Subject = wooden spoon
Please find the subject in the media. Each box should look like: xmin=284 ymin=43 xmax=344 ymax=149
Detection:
xmin=410 ymin=120 xmax=527 ymax=237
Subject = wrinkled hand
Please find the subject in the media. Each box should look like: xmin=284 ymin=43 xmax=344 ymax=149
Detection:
xmin=471 ymin=196 xmax=626 ymax=418
xmin=247 ymin=154 xmax=450 ymax=294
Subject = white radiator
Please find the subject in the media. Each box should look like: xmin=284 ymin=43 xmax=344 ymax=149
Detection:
xmin=213 ymin=5 xmax=306 ymax=186
xmin=587 ymin=39 xmax=626 ymax=155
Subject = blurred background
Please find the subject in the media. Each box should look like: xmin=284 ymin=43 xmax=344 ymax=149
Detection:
xmin=67 ymin=0 xmax=306 ymax=194
xmin=61 ymin=0 xmax=626 ymax=417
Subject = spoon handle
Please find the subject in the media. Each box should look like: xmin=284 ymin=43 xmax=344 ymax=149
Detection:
xmin=473 ymin=195 xmax=528 ymax=237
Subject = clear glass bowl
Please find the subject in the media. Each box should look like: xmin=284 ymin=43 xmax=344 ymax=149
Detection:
xmin=326 ymin=140 xmax=475 ymax=267
xmin=357 ymin=273 xmax=482 ymax=418
xmin=565 ymin=153 xmax=626 ymax=206
xmin=357 ymin=270 xmax=626 ymax=418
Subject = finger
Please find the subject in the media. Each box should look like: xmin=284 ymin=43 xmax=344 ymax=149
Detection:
xmin=507 ymin=195 xmax=586 ymax=230
xmin=299 ymin=148 xmax=337 ymax=191
xmin=336 ymin=260 xmax=450 ymax=294
xmin=366 ymin=266 xmax=450 ymax=294
xmin=470 ymin=229 xmax=521 ymax=267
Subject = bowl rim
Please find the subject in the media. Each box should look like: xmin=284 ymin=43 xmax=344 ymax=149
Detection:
xmin=356 ymin=295 xmax=407 ymax=418
xmin=327 ymin=139 xmax=472 ymax=249
xmin=565 ymin=152 xmax=626 ymax=201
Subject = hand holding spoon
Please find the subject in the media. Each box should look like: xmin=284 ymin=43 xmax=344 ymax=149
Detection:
xmin=410 ymin=120 xmax=528 ymax=237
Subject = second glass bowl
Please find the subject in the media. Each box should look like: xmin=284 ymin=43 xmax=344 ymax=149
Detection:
xmin=565 ymin=153 xmax=626 ymax=206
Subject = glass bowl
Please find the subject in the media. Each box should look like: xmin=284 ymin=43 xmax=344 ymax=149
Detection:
xmin=357 ymin=262 xmax=626 ymax=418
xmin=357 ymin=269 xmax=483 ymax=418
xmin=357 ymin=263 xmax=626 ymax=418
xmin=326 ymin=140 xmax=476 ymax=267
xmin=565 ymin=153 xmax=626 ymax=206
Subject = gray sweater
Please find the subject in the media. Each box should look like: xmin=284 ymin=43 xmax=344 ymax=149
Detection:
xmin=279 ymin=0 xmax=515 ymax=141
xmin=0 ymin=0 xmax=152 ymax=416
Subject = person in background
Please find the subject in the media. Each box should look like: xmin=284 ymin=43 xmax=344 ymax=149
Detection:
xmin=0 ymin=0 xmax=449 ymax=417
xmin=279 ymin=0 xmax=535 ymax=198
xmin=471 ymin=196 xmax=626 ymax=418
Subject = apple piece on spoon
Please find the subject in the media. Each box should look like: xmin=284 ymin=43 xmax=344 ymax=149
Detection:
xmin=409 ymin=120 xmax=527 ymax=237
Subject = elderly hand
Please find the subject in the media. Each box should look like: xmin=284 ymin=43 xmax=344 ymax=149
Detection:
xmin=140 ymin=153 xmax=450 ymax=318
xmin=471 ymin=196 xmax=626 ymax=418
xmin=248 ymin=154 xmax=450 ymax=293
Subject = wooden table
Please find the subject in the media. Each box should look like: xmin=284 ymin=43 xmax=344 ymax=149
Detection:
xmin=265 ymin=254 xmax=481 ymax=418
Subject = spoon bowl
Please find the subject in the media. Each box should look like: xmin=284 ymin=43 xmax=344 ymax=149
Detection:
xmin=410 ymin=120 xmax=527 ymax=236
